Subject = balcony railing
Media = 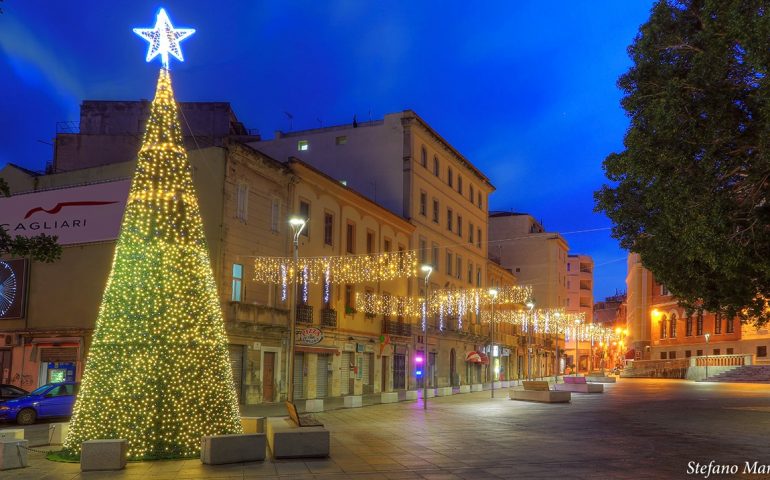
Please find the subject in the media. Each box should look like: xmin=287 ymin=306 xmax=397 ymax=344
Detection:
xmin=383 ymin=319 xmax=412 ymax=337
xmin=321 ymin=308 xmax=337 ymax=328
xmin=691 ymin=354 xmax=752 ymax=367
xmin=296 ymin=304 xmax=313 ymax=324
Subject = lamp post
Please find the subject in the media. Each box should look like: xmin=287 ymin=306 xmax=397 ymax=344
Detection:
xmin=525 ymin=298 xmax=535 ymax=381
xmin=574 ymin=319 xmax=582 ymax=377
xmin=554 ymin=312 xmax=561 ymax=382
xmin=286 ymin=216 xmax=307 ymax=404
xmin=489 ymin=288 xmax=499 ymax=398
xmin=421 ymin=264 xmax=433 ymax=410
xmin=704 ymin=332 xmax=711 ymax=381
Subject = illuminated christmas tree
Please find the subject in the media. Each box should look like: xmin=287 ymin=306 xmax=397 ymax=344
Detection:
xmin=63 ymin=10 xmax=241 ymax=459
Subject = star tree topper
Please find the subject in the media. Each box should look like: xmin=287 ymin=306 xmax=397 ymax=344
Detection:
xmin=134 ymin=8 xmax=195 ymax=68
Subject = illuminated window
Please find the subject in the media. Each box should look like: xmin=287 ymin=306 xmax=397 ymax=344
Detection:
xmin=660 ymin=315 xmax=667 ymax=339
xmin=298 ymin=140 xmax=309 ymax=151
xmin=670 ymin=313 xmax=677 ymax=338
xmin=231 ymin=264 xmax=243 ymax=302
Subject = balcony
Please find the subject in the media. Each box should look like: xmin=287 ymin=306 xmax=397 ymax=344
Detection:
xmin=296 ymin=304 xmax=313 ymax=324
xmin=383 ymin=319 xmax=412 ymax=337
xmin=321 ymin=308 xmax=337 ymax=328
xmin=226 ymin=302 xmax=289 ymax=328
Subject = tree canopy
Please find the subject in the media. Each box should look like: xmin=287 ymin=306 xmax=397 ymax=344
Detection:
xmin=0 ymin=177 xmax=62 ymax=263
xmin=595 ymin=0 xmax=770 ymax=325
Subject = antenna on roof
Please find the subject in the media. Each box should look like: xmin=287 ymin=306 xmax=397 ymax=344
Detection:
xmin=284 ymin=111 xmax=293 ymax=131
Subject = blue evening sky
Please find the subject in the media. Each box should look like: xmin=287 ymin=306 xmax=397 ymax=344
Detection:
xmin=0 ymin=1 xmax=656 ymax=300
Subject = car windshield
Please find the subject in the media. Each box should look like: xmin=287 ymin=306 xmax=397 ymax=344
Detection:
xmin=28 ymin=385 xmax=51 ymax=396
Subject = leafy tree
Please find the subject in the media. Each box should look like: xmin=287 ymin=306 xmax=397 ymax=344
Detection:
xmin=596 ymin=0 xmax=770 ymax=325
xmin=0 ymin=177 xmax=62 ymax=262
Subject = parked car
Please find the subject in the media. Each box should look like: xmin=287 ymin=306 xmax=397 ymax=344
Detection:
xmin=0 ymin=384 xmax=28 ymax=402
xmin=0 ymin=382 xmax=79 ymax=425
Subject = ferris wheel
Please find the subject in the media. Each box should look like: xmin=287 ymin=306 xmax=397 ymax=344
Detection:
xmin=0 ymin=260 xmax=17 ymax=317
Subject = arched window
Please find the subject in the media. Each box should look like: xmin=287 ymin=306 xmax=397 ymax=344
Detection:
xmin=670 ymin=313 xmax=677 ymax=338
xmin=660 ymin=315 xmax=668 ymax=339
xmin=433 ymin=156 xmax=440 ymax=176
xmin=685 ymin=314 xmax=693 ymax=336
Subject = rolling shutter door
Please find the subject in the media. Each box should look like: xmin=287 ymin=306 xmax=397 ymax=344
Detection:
xmin=340 ymin=352 xmax=351 ymax=395
xmin=362 ymin=353 xmax=373 ymax=393
xmin=316 ymin=354 xmax=329 ymax=398
xmin=293 ymin=352 xmax=305 ymax=399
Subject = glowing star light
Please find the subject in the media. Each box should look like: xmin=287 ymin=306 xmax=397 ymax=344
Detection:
xmin=134 ymin=8 xmax=195 ymax=68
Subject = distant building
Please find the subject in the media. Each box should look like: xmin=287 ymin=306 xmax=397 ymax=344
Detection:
xmin=566 ymin=254 xmax=594 ymax=323
xmin=593 ymin=292 xmax=626 ymax=328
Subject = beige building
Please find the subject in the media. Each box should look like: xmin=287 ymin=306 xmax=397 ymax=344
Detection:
xmin=566 ymin=254 xmax=593 ymax=323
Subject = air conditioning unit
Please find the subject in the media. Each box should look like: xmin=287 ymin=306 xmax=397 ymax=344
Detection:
xmin=2 ymin=334 xmax=20 ymax=347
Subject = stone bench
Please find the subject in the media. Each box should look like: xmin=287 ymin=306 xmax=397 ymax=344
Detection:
xmin=344 ymin=395 xmax=362 ymax=408
xmin=586 ymin=375 xmax=617 ymax=383
xmin=554 ymin=382 xmax=604 ymax=393
xmin=381 ymin=392 xmax=398 ymax=403
xmin=266 ymin=417 xmax=329 ymax=459
xmin=241 ymin=417 xmax=265 ymax=434
xmin=405 ymin=390 xmax=419 ymax=400
xmin=425 ymin=388 xmax=436 ymax=398
xmin=0 ymin=429 xmax=23 ymax=441
xmin=201 ymin=434 xmax=266 ymax=465
xmin=471 ymin=384 xmax=483 ymax=392
xmin=510 ymin=381 xmax=570 ymax=403
xmin=436 ymin=387 xmax=453 ymax=396
xmin=0 ymin=439 xmax=28 ymax=470
xmin=81 ymin=439 xmax=127 ymax=471
xmin=458 ymin=385 xmax=471 ymax=394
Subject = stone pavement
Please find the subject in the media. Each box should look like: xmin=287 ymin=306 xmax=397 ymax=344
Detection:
xmin=4 ymin=378 xmax=770 ymax=479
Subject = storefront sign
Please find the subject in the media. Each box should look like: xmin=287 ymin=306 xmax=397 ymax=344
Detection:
xmin=0 ymin=180 xmax=130 ymax=245
xmin=297 ymin=327 xmax=323 ymax=346
xmin=502 ymin=348 xmax=511 ymax=357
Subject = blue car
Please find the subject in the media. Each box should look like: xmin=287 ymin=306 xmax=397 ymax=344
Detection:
xmin=0 ymin=382 xmax=79 ymax=425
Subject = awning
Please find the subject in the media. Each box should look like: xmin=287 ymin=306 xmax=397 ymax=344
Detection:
xmin=295 ymin=346 xmax=339 ymax=355
xmin=478 ymin=352 xmax=490 ymax=365
xmin=465 ymin=351 xmax=482 ymax=363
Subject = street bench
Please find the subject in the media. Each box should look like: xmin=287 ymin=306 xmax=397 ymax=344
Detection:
xmin=266 ymin=417 xmax=330 ymax=459
xmin=286 ymin=401 xmax=323 ymax=427
xmin=510 ymin=381 xmax=570 ymax=403
xmin=555 ymin=376 xmax=604 ymax=393
xmin=201 ymin=434 xmax=266 ymax=464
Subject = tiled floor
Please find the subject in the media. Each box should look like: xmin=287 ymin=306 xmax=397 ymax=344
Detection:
xmin=4 ymin=379 xmax=770 ymax=479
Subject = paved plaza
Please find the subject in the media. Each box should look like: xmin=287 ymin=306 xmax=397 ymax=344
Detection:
xmin=3 ymin=378 xmax=770 ymax=479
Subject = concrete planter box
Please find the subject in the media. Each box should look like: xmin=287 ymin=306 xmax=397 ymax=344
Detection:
xmin=554 ymin=383 xmax=604 ymax=393
xmin=241 ymin=417 xmax=265 ymax=434
xmin=266 ymin=417 xmax=329 ymax=459
xmin=344 ymin=395 xmax=362 ymax=408
xmin=459 ymin=385 xmax=471 ymax=393
xmin=405 ymin=390 xmax=419 ymax=400
xmin=0 ymin=439 xmax=28 ymax=470
xmin=436 ymin=387 xmax=453 ymax=396
xmin=500 ymin=380 xmax=510 ymax=388
xmin=49 ymin=423 xmax=69 ymax=445
xmin=81 ymin=439 xmax=127 ymax=472
xmin=201 ymin=434 xmax=266 ymax=464
xmin=305 ymin=399 xmax=324 ymax=412
xmin=426 ymin=388 xmax=436 ymax=398
xmin=471 ymin=384 xmax=483 ymax=392
xmin=0 ymin=430 xmax=23 ymax=441
xmin=492 ymin=381 xmax=502 ymax=390
xmin=586 ymin=376 xmax=616 ymax=383
xmin=510 ymin=390 xmax=571 ymax=403
xmin=381 ymin=392 xmax=398 ymax=403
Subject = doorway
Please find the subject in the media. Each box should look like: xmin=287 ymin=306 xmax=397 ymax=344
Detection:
xmin=263 ymin=352 xmax=275 ymax=402
xmin=450 ymin=349 xmax=457 ymax=386
xmin=393 ymin=354 xmax=405 ymax=389
xmin=381 ymin=356 xmax=388 ymax=392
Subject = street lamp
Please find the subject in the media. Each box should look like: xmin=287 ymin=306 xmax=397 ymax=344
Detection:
xmin=574 ymin=318 xmax=582 ymax=377
xmin=489 ymin=288 xmax=498 ymax=398
xmin=704 ymin=332 xmax=711 ymax=381
xmin=525 ymin=298 xmax=535 ymax=381
xmin=286 ymin=216 xmax=307 ymax=404
xmin=421 ymin=264 xmax=433 ymax=410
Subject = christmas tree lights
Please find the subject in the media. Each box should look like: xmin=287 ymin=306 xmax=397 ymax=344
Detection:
xmin=62 ymin=67 xmax=241 ymax=459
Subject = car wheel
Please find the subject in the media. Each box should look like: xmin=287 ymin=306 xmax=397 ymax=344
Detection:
xmin=16 ymin=408 xmax=36 ymax=425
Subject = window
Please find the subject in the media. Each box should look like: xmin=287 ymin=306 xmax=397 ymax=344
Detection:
xmin=419 ymin=192 xmax=427 ymax=216
xmin=661 ymin=284 xmax=670 ymax=296
xmin=231 ymin=264 xmax=243 ymax=302
xmin=420 ymin=146 xmax=427 ymax=167
xmin=469 ymin=184 xmax=474 ymax=203
xmin=335 ymin=135 xmax=347 ymax=145
xmin=345 ymin=284 xmax=354 ymax=312
xmin=660 ymin=352 xmax=667 ymax=360
xmin=469 ymin=223 xmax=474 ymax=244
xmin=448 ymin=167 xmax=454 ymax=188
xmin=476 ymin=267 xmax=482 ymax=287
xmin=713 ymin=348 xmax=720 ymax=355
xmin=419 ymin=238 xmax=427 ymax=264
xmin=432 ymin=199 xmax=439 ymax=223
xmin=477 ymin=192 xmax=482 ymax=209
xmin=447 ymin=208 xmax=453 ymax=231
xmin=366 ymin=231 xmax=375 ymax=254
xmin=726 ymin=348 xmax=734 ymax=355
xmin=432 ymin=243 xmax=439 ymax=269
xmin=323 ymin=213 xmax=333 ymax=246
xmin=757 ymin=346 xmax=767 ymax=357
xmin=686 ymin=315 xmax=693 ymax=336
xmin=467 ymin=262 xmax=473 ymax=284
xmin=685 ymin=350 xmax=692 ymax=358
xmin=346 ymin=223 xmax=355 ymax=254
xmin=567 ymin=263 xmax=571 ymax=272
xmin=714 ymin=313 xmax=722 ymax=334
xmin=697 ymin=349 xmax=703 ymax=356
xmin=726 ymin=316 xmax=735 ymax=334
xmin=236 ymin=183 xmax=248 ymax=221
xmin=457 ymin=215 xmax=462 ymax=237
xmin=384 ymin=239 xmax=392 ymax=252
xmin=299 ymin=201 xmax=310 ymax=237
xmin=456 ymin=256 xmax=462 ymax=280
xmin=271 ymin=198 xmax=280 ymax=233
xmin=660 ymin=315 xmax=667 ymax=339
xmin=298 ymin=140 xmax=309 ymax=151
xmin=446 ymin=251 xmax=453 ymax=276
xmin=670 ymin=313 xmax=677 ymax=338
xmin=433 ymin=156 xmax=440 ymax=176
xmin=457 ymin=175 xmax=462 ymax=194
xmin=669 ymin=351 xmax=677 ymax=359
xmin=477 ymin=228 xmax=482 ymax=249
xmin=696 ymin=311 xmax=704 ymax=336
